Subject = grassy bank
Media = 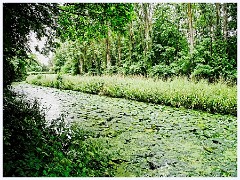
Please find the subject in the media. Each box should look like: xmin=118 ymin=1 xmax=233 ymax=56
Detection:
xmin=26 ymin=74 xmax=237 ymax=116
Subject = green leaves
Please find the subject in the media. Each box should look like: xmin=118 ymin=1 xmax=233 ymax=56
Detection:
xmin=11 ymin=81 xmax=237 ymax=177
xmin=57 ymin=3 xmax=134 ymax=41
xmin=27 ymin=74 xmax=237 ymax=116
xmin=3 ymin=3 xmax=59 ymax=88
xmin=3 ymin=87 xmax=114 ymax=177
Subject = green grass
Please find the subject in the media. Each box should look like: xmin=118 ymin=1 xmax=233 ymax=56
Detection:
xmin=26 ymin=74 xmax=237 ymax=116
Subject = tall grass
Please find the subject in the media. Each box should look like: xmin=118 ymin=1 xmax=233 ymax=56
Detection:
xmin=26 ymin=74 xmax=237 ymax=116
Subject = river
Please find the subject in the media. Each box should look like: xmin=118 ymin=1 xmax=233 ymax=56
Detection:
xmin=13 ymin=83 xmax=237 ymax=177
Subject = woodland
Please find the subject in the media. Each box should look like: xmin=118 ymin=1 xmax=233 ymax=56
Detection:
xmin=3 ymin=3 xmax=237 ymax=177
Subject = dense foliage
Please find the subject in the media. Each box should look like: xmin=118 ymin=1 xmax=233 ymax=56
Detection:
xmin=4 ymin=3 xmax=237 ymax=86
xmin=27 ymin=74 xmax=237 ymax=116
xmin=3 ymin=2 xmax=237 ymax=177
xmin=25 ymin=54 xmax=50 ymax=72
xmin=9 ymin=53 xmax=50 ymax=82
xmin=51 ymin=3 xmax=237 ymax=83
xmin=3 ymin=89 xmax=114 ymax=177
xmin=3 ymin=3 xmax=59 ymax=87
xmin=3 ymin=3 xmax=134 ymax=176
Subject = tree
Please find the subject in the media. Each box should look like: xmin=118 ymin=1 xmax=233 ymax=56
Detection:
xmin=3 ymin=3 xmax=59 ymax=87
xmin=222 ymin=3 xmax=228 ymax=41
xmin=152 ymin=4 xmax=188 ymax=66
xmin=106 ymin=23 xmax=111 ymax=68
xmin=187 ymin=3 xmax=194 ymax=55
xmin=51 ymin=3 xmax=237 ymax=81
xmin=215 ymin=3 xmax=221 ymax=37
xmin=57 ymin=3 xmax=134 ymax=70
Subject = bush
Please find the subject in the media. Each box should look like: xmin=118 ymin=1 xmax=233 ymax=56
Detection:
xmin=128 ymin=63 xmax=146 ymax=75
xmin=103 ymin=66 xmax=118 ymax=75
xmin=149 ymin=64 xmax=176 ymax=79
xmin=178 ymin=55 xmax=193 ymax=75
xmin=3 ymin=88 xmax=114 ymax=177
xmin=191 ymin=64 xmax=214 ymax=81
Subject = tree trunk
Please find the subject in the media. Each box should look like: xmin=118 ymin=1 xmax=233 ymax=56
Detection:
xmin=175 ymin=4 xmax=180 ymax=59
xmin=187 ymin=3 xmax=194 ymax=55
xmin=223 ymin=3 xmax=228 ymax=41
xmin=210 ymin=26 xmax=213 ymax=57
xmin=215 ymin=3 xmax=221 ymax=37
xmin=117 ymin=34 xmax=121 ymax=66
xmin=79 ymin=56 xmax=84 ymax=74
xmin=143 ymin=3 xmax=149 ymax=56
xmin=106 ymin=24 xmax=111 ymax=69
xmin=81 ymin=45 xmax=87 ymax=74
xmin=129 ymin=20 xmax=134 ymax=61
xmin=142 ymin=3 xmax=153 ymax=59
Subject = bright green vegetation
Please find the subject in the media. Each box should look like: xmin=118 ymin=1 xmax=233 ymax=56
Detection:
xmin=27 ymin=74 xmax=236 ymax=116
xmin=50 ymin=3 xmax=237 ymax=83
xmin=3 ymin=89 xmax=114 ymax=177
xmin=3 ymin=3 xmax=237 ymax=177
xmin=4 ymin=4 xmax=237 ymax=86
xmin=13 ymin=83 xmax=237 ymax=177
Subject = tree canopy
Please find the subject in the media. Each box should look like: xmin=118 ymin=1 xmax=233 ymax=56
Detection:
xmin=3 ymin=3 xmax=59 ymax=86
xmin=3 ymin=3 xmax=134 ymax=86
xmin=51 ymin=3 xmax=237 ymax=82
xmin=3 ymin=3 xmax=237 ymax=86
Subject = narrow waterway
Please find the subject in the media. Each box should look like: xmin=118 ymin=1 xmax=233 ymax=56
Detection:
xmin=13 ymin=83 xmax=237 ymax=177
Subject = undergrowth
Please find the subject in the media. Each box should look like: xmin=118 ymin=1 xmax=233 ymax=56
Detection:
xmin=26 ymin=74 xmax=236 ymax=116
xmin=3 ymin=88 xmax=114 ymax=177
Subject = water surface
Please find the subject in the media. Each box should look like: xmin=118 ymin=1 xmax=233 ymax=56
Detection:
xmin=13 ymin=83 xmax=237 ymax=177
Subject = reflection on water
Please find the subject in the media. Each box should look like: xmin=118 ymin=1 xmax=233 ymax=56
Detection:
xmin=13 ymin=84 xmax=61 ymax=121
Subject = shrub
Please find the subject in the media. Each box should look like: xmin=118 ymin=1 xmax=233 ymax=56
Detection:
xmin=128 ymin=64 xmax=143 ymax=75
xmin=149 ymin=64 xmax=176 ymax=79
xmin=191 ymin=64 xmax=214 ymax=81
xmin=103 ymin=66 xmax=118 ymax=75
xmin=3 ymin=88 xmax=114 ymax=177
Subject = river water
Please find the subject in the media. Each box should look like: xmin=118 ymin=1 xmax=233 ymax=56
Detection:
xmin=13 ymin=83 xmax=237 ymax=177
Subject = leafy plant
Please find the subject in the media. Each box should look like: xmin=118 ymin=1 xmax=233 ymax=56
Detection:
xmin=26 ymin=74 xmax=236 ymax=116
xmin=3 ymin=88 xmax=114 ymax=177
xmin=191 ymin=64 xmax=214 ymax=81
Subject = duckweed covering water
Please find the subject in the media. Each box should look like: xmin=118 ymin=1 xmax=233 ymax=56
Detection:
xmin=14 ymin=83 xmax=237 ymax=177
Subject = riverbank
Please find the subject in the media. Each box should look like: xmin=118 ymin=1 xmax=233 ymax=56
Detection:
xmin=12 ymin=83 xmax=237 ymax=177
xmin=4 ymin=86 xmax=113 ymax=177
xmin=26 ymin=74 xmax=236 ymax=116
